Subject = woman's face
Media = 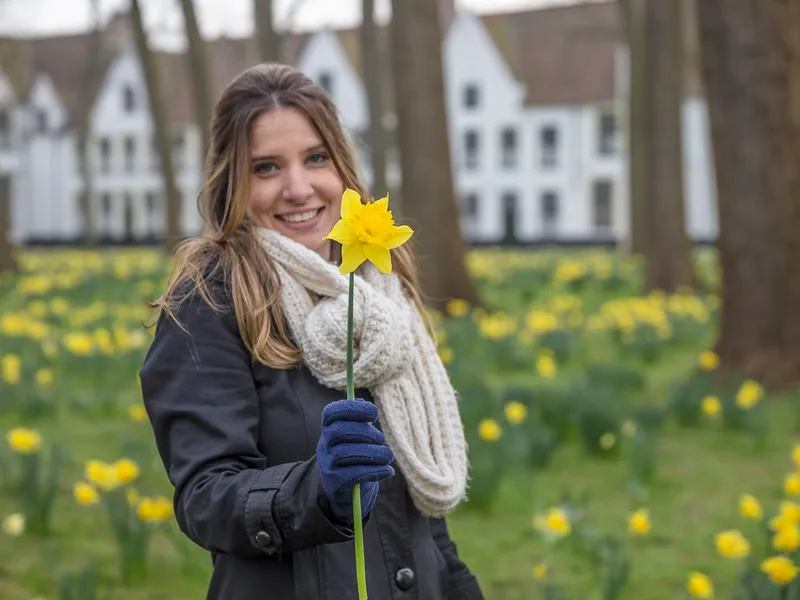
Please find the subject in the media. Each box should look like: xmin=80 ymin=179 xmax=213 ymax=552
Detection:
xmin=248 ymin=107 xmax=344 ymax=261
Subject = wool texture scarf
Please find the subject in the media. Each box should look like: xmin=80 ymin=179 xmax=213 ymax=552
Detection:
xmin=257 ymin=228 xmax=469 ymax=516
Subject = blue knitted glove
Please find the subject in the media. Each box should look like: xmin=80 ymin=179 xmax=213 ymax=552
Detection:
xmin=317 ymin=399 xmax=395 ymax=524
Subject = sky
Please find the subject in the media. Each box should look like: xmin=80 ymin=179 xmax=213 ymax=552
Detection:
xmin=0 ymin=0 xmax=582 ymax=46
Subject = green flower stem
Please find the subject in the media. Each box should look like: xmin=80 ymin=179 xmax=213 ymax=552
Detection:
xmin=347 ymin=272 xmax=368 ymax=599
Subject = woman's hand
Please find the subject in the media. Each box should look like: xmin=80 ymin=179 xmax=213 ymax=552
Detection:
xmin=316 ymin=399 xmax=395 ymax=524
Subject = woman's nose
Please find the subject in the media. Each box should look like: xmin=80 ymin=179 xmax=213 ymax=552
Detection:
xmin=282 ymin=167 xmax=315 ymax=203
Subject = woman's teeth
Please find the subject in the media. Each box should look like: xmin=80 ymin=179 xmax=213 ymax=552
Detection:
xmin=280 ymin=209 xmax=319 ymax=223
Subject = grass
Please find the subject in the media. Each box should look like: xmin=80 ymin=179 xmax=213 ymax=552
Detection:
xmin=0 ymin=247 xmax=793 ymax=599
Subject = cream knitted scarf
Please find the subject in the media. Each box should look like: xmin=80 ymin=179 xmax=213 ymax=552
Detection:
xmin=257 ymin=228 xmax=469 ymax=517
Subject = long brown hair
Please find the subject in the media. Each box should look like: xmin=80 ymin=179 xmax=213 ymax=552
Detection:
xmin=151 ymin=63 xmax=422 ymax=369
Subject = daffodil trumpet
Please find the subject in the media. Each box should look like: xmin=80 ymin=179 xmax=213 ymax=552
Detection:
xmin=325 ymin=188 xmax=414 ymax=600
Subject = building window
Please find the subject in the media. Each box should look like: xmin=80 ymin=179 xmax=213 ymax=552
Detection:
xmin=101 ymin=193 xmax=113 ymax=230
xmin=593 ymin=180 xmax=614 ymax=229
xmin=599 ymin=111 xmax=617 ymax=155
xmin=318 ymin=71 xmax=334 ymax=96
xmin=99 ymin=138 xmax=111 ymax=173
xmin=36 ymin=109 xmax=48 ymax=135
xmin=124 ymin=137 xmax=136 ymax=173
xmin=0 ymin=110 xmax=11 ymax=149
xmin=151 ymin=135 xmax=160 ymax=171
xmin=173 ymin=131 xmax=185 ymax=171
xmin=145 ymin=191 xmax=160 ymax=234
xmin=462 ymin=193 xmax=479 ymax=218
xmin=123 ymin=85 xmax=136 ymax=113
xmin=541 ymin=191 xmax=559 ymax=236
xmin=502 ymin=191 xmax=519 ymax=244
xmin=464 ymin=129 xmax=480 ymax=171
xmin=463 ymin=84 xmax=480 ymax=109
xmin=540 ymin=125 xmax=558 ymax=168
xmin=501 ymin=127 xmax=517 ymax=169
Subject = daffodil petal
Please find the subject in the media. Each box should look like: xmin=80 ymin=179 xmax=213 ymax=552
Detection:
xmin=373 ymin=195 xmax=389 ymax=211
xmin=341 ymin=188 xmax=362 ymax=218
xmin=340 ymin=242 xmax=367 ymax=274
xmin=364 ymin=244 xmax=392 ymax=274
xmin=386 ymin=225 xmax=414 ymax=249
xmin=324 ymin=219 xmax=357 ymax=245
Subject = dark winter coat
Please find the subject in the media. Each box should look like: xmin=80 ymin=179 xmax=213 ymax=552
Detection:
xmin=139 ymin=274 xmax=485 ymax=600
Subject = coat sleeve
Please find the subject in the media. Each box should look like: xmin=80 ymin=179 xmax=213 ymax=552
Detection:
xmin=139 ymin=279 xmax=355 ymax=559
xmin=430 ymin=517 xmax=485 ymax=599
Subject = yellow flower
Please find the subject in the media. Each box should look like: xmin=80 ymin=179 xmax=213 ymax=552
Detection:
xmin=504 ymin=401 xmax=528 ymax=425
xmin=445 ymin=299 xmax=470 ymax=318
xmin=478 ymin=419 xmax=502 ymax=442
xmin=136 ymin=496 xmax=173 ymax=522
xmin=687 ymin=572 xmax=714 ymax=598
xmin=698 ymin=351 xmax=719 ymax=371
xmin=773 ymin=525 xmax=800 ymax=552
xmin=785 ymin=473 xmax=800 ymax=496
xmin=736 ymin=379 xmax=764 ymax=410
xmin=599 ymin=432 xmax=616 ymax=451
xmin=73 ymin=482 xmax=99 ymax=506
xmin=85 ymin=460 xmax=121 ymax=491
xmin=532 ymin=562 xmax=548 ymax=580
xmin=761 ymin=555 xmax=800 ymax=586
xmin=325 ymin=189 xmax=414 ymax=275
xmin=534 ymin=507 xmax=571 ymax=538
xmin=715 ymin=530 xmax=750 ymax=559
xmin=536 ymin=354 xmax=557 ymax=378
xmin=1 ymin=354 xmax=21 ymax=384
xmin=739 ymin=494 xmax=763 ymax=520
xmin=114 ymin=459 xmax=140 ymax=484
xmin=621 ymin=420 xmax=637 ymax=437
xmin=6 ymin=428 xmax=41 ymax=454
xmin=128 ymin=405 xmax=148 ymax=422
xmin=701 ymin=395 xmax=721 ymax=417
xmin=1 ymin=513 xmax=25 ymax=537
xmin=771 ymin=501 xmax=800 ymax=530
xmin=628 ymin=508 xmax=651 ymax=535
xmin=35 ymin=368 xmax=53 ymax=387
xmin=438 ymin=346 xmax=454 ymax=366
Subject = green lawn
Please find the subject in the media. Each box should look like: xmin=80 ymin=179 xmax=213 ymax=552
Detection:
xmin=0 ymin=248 xmax=796 ymax=600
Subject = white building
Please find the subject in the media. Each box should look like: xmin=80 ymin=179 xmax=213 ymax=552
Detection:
xmin=3 ymin=0 xmax=718 ymax=246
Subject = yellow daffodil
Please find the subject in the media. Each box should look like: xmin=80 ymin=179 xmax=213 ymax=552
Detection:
xmin=536 ymin=354 xmax=557 ymax=378
xmin=785 ymin=473 xmax=800 ymax=496
xmin=534 ymin=507 xmax=572 ymax=538
xmin=701 ymin=395 xmax=721 ymax=417
xmin=6 ymin=428 xmax=41 ymax=454
xmin=773 ymin=524 xmax=800 ymax=552
xmin=34 ymin=368 xmax=53 ymax=387
xmin=128 ymin=405 xmax=148 ymax=422
xmin=136 ymin=496 xmax=173 ymax=522
xmin=771 ymin=501 xmax=800 ymax=530
xmin=532 ymin=562 xmax=548 ymax=580
xmin=687 ymin=572 xmax=714 ymax=598
xmin=437 ymin=346 xmax=454 ymax=365
xmin=114 ymin=459 xmax=140 ymax=484
xmin=715 ymin=530 xmax=750 ymax=559
xmin=739 ymin=494 xmax=763 ymax=520
xmin=504 ymin=401 xmax=528 ymax=425
xmin=324 ymin=189 xmax=414 ymax=275
xmin=478 ymin=419 xmax=502 ymax=442
xmin=73 ymin=482 xmax=99 ymax=506
xmin=85 ymin=460 xmax=121 ymax=491
xmin=698 ymin=350 xmax=719 ymax=371
xmin=1 ymin=513 xmax=25 ymax=537
xmin=628 ymin=508 xmax=651 ymax=535
xmin=445 ymin=299 xmax=470 ymax=318
xmin=736 ymin=380 xmax=764 ymax=410
xmin=761 ymin=555 xmax=800 ymax=586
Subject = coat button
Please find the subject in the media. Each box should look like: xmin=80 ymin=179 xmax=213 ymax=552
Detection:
xmin=394 ymin=567 xmax=415 ymax=591
xmin=255 ymin=530 xmax=272 ymax=546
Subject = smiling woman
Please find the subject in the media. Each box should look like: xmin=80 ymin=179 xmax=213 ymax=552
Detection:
xmin=138 ymin=63 xmax=484 ymax=600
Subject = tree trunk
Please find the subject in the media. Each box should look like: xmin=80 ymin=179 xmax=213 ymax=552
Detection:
xmin=360 ymin=0 xmax=388 ymax=200
xmin=619 ymin=0 xmax=649 ymax=256
xmin=131 ymin=0 xmax=182 ymax=250
xmin=389 ymin=0 xmax=479 ymax=308
xmin=76 ymin=0 xmax=104 ymax=245
xmin=254 ymin=0 xmax=281 ymax=63
xmin=643 ymin=0 xmax=694 ymax=293
xmin=179 ymin=0 xmax=213 ymax=160
xmin=0 ymin=173 xmax=16 ymax=272
xmin=695 ymin=0 xmax=790 ymax=379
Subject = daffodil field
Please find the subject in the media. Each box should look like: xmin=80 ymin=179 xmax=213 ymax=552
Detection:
xmin=2 ymin=247 xmax=800 ymax=599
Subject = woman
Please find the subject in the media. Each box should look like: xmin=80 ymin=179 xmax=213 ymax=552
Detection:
xmin=139 ymin=63 xmax=484 ymax=600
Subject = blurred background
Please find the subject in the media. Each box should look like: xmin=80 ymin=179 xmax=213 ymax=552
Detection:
xmin=1 ymin=0 xmax=799 ymax=598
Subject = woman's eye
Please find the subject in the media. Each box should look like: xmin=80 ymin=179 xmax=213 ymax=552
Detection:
xmin=254 ymin=162 xmax=277 ymax=174
xmin=307 ymin=152 xmax=329 ymax=164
